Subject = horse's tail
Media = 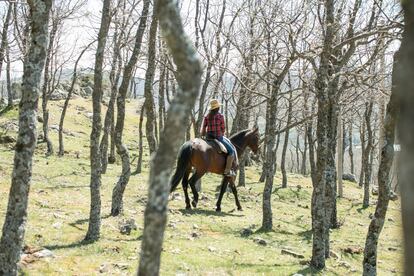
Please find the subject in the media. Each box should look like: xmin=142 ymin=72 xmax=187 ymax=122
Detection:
xmin=170 ymin=141 xmax=192 ymax=192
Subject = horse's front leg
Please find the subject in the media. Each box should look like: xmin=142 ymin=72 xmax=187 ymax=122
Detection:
xmin=229 ymin=177 xmax=242 ymax=211
xmin=216 ymin=177 xmax=229 ymax=212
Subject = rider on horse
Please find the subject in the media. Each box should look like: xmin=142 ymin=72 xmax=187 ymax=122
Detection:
xmin=200 ymin=99 xmax=236 ymax=177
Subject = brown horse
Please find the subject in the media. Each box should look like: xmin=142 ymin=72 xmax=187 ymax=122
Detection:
xmin=170 ymin=127 xmax=260 ymax=212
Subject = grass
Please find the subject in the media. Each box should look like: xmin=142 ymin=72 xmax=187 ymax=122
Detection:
xmin=0 ymin=98 xmax=403 ymax=275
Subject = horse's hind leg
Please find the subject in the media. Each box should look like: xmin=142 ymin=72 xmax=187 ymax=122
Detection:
xmin=182 ymin=169 xmax=191 ymax=209
xmin=216 ymin=177 xmax=229 ymax=212
xmin=188 ymin=171 xmax=203 ymax=208
xmin=229 ymin=177 xmax=242 ymax=211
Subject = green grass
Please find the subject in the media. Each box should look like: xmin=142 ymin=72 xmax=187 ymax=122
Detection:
xmin=0 ymin=98 xmax=403 ymax=275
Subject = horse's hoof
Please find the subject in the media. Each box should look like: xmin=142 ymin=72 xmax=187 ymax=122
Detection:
xmin=191 ymin=201 xmax=197 ymax=208
xmin=238 ymin=207 xmax=243 ymax=211
xmin=186 ymin=205 xmax=192 ymax=210
xmin=216 ymin=208 xmax=221 ymax=212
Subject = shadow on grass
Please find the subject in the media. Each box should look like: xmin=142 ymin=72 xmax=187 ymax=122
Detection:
xmin=298 ymin=229 xmax=313 ymax=242
xmin=178 ymin=208 xmax=243 ymax=217
xmin=69 ymin=214 xmax=112 ymax=231
xmin=44 ymin=239 xmax=94 ymax=250
xmin=42 ymin=184 xmax=89 ymax=190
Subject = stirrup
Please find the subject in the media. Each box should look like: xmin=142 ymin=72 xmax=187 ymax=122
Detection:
xmin=224 ymin=169 xmax=236 ymax=177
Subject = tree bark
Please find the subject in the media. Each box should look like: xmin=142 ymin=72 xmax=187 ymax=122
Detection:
xmin=59 ymin=42 xmax=93 ymax=156
xmin=363 ymin=101 xmax=374 ymax=208
xmin=135 ymin=106 xmax=145 ymax=174
xmin=337 ymin=111 xmax=344 ymax=197
xmin=0 ymin=2 xmax=12 ymax=82
xmin=0 ymin=1 xmax=51 ymax=273
xmin=111 ymin=0 xmax=151 ymax=216
xmin=397 ymin=3 xmax=414 ymax=275
xmin=363 ymin=50 xmax=399 ymax=276
xmin=281 ymin=93 xmax=293 ymax=188
xmin=137 ymin=0 xmax=202 ymax=273
xmin=143 ymin=7 xmax=159 ymax=155
xmin=84 ymin=0 xmax=111 ymax=242
xmin=348 ymin=122 xmax=355 ymax=175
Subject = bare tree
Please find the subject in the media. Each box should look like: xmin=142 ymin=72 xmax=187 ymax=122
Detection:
xmin=363 ymin=50 xmax=399 ymax=276
xmin=398 ymin=2 xmax=414 ymax=275
xmin=137 ymin=0 xmax=202 ymax=273
xmin=111 ymin=0 xmax=151 ymax=216
xmin=84 ymin=0 xmax=111 ymax=242
xmin=0 ymin=0 xmax=52 ymax=273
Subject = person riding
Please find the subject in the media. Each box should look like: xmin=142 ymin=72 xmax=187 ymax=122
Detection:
xmin=200 ymin=99 xmax=236 ymax=177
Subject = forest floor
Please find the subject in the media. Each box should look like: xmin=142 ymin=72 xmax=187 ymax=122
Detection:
xmin=0 ymin=98 xmax=403 ymax=275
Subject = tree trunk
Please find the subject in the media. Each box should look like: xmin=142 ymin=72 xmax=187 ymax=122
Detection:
xmin=0 ymin=1 xmax=51 ymax=273
xmin=137 ymin=0 xmax=202 ymax=273
xmin=301 ymin=128 xmax=308 ymax=175
xmin=143 ymin=9 xmax=158 ymax=155
xmin=363 ymin=101 xmax=374 ymax=208
xmin=101 ymin=22 xmax=123 ymax=174
xmin=363 ymin=50 xmax=399 ymax=276
xmin=41 ymin=22 xmax=58 ymax=156
xmin=111 ymin=0 xmax=151 ymax=216
xmin=135 ymin=106 xmax=145 ymax=174
xmin=84 ymin=0 xmax=111 ymax=242
xmin=348 ymin=122 xmax=355 ymax=175
xmin=337 ymin=111 xmax=344 ymax=197
xmin=281 ymin=93 xmax=293 ymax=188
xmin=397 ymin=3 xmax=414 ymax=274
xmin=59 ymin=42 xmax=93 ymax=156
xmin=359 ymin=120 xmax=366 ymax=187
xmin=0 ymin=2 xmax=12 ymax=81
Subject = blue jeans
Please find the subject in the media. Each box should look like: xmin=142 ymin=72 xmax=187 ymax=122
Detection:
xmin=217 ymin=136 xmax=234 ymax=155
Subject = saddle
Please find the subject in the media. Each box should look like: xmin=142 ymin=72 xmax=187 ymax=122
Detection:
xmin=205 ymin=138 xmax=228 ymax=154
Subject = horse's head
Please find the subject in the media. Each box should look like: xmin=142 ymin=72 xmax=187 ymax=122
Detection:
xmin=246 ymin=126 xmax=260 ymax=154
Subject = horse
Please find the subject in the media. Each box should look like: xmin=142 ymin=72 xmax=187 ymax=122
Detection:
xmin=170 ymin=127 xmax=260 ymax=212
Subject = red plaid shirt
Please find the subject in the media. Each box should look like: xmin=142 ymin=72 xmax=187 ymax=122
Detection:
xmin=202 ymin=113 xmax=225 ymax=138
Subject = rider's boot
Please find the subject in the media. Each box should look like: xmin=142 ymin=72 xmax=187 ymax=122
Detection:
xmin=224 ymin=154 xmax=236 ymax=177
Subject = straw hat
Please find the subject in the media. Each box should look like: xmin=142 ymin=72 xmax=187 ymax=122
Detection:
xmin=209 ymin=99 xmax=221 ymax=110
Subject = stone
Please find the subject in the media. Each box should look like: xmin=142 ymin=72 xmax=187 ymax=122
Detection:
xmin=329 ymin=250 xmax=340 ymax=259
xmin=388 ymin=247 xmax=398 ymax=252
xmin=33 ymin=249 xmax=54 ymax=258
xmin=372 ymin=188 xmax=379 ymax=196
xmin=240 ymin=228 xmax=253 ymax=237
xmin=253 ymin=237 xmax=267 ymax=246
xmin=207 ymin=246 xmax=216 ymax=252
xmin=99 ymin=263 xmax=109 ymax=273
xmin=338 ymin=261 xmax=352 ymax=269
xmin=343 ymin=246 xmax=363 ymax=255
xmin=118 ymin=219 xmax=137 ymax=235
xmin=281 ymin=249 xmax=305 ymax=259
xmin=113 ymin=263 xmax=129 ymax=270
xmin=52 ymin=222 xmax=62 ymax=229
xmin=0 ymin=135 xmax=16 ymax=144
xmin=343 ymin=173 xmax=357 ymax=183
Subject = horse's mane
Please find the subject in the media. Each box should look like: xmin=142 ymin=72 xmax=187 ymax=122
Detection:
xmin=229 ymin=129 xmax=250 ymax=146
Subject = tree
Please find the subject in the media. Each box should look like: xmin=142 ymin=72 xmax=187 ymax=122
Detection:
xmin=0 ymin=0 xmax=52 ymax=273
xmin=398 ymin=2 xmax=414 ymax=275
xmin=363 ymin=50 xmax=399 ymax=276
xmin=84 ymin=0 xmax=111 ymax=242
xmin=111 ymin=0 xmax=151 ymax=216
xmin=137 ymin=0 xmax=202 ymax=273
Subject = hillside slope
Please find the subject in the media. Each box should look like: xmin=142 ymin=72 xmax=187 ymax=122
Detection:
xmin=0 ymin=99 xmax=403 ymax=275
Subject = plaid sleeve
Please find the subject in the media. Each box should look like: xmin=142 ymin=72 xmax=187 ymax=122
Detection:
xmin=220 ymin=114 xmax=225 ymax=133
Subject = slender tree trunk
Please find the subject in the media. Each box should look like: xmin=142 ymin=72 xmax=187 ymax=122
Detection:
xmin=84 ymin=0 xmax=111 ymax=242
xmin=337 ymin=111 xmax=344 ymax=197
xmin=348 ymin=122 xmax=355 ymax=175
xmin=0 ymin=2 xmax=12 ymax=81
xmin=143 ymin=8 xmax=158 ymax=155
xmin=41 ymin=23 xmax=57 ymax=156
xmin=6 ymin=46 xmax=12 ymax=107
xmin=101 ymin=21 xmax=123 ymax=174
xmin=363 ymin=50 xmax=399 ymax=276
xmin=301 ymin=128 xmax=308 ymax=175
xmin=135 ymin=106 xmax=145 ymax=174
xmin=0 ymin=1 xmax=51 ymax=273
xmin=111 ymin=0 xmax=151 ymax=216
xmin=59 ymin=42 xmax=93 ymax=156
xmin=137 ymin=0 xmax=202 ymax=273
xmin=359 ymin=120 xmax=366 ymax=187
xmin=281 ymin=94 xmax=293 ymax=188
xmin=398 ymin=4 xmax=414 ymax=274
xmin=363 ymin=101 xmax=374 ymax=208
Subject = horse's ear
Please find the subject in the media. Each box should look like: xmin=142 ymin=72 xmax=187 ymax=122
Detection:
xmin=253 ymin=126 xmax=259 ymax=133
